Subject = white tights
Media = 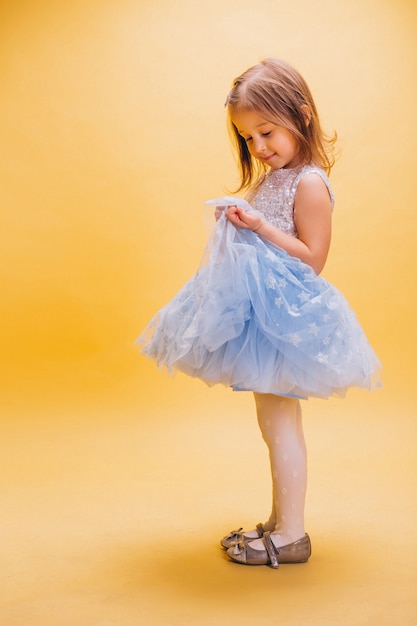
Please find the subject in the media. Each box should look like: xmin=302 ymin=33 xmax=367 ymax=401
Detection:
xmin=250 ymin=393 xmax=307 ymax=549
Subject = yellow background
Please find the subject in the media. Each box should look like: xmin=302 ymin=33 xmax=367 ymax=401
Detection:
xmin=1 ymin=1 xmax=416 ymax=624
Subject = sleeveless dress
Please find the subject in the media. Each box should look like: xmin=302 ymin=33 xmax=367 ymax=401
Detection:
xmin=137 ymin=165 xmax=381 ymax=400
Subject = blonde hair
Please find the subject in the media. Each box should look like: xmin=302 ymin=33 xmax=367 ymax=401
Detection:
xmin=226 ymin=58 xmax=337 ymax=191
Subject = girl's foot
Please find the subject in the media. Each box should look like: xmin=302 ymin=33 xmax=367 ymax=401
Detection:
xmin=247 ymin=530 xmax=300 ymax=551
xmin=226 ymin=532 xmax=311 ymax=568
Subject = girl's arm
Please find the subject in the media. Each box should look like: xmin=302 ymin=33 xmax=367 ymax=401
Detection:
xmin=225 ymin=174 xmax=332 ymax=274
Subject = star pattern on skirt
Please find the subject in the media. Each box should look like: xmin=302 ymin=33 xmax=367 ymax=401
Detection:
xmin=298 ymin=291 xmax=311 ymax=303
xmin=289 ymin=333 xmax=302 ymax=346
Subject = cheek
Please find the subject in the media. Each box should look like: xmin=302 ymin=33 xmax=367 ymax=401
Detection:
xmin=286 ymin=136 xmax=299 ymax=154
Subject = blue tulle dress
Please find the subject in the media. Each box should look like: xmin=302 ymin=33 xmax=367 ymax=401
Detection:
xmin=137 ymin=165 xmax=381 ymax=399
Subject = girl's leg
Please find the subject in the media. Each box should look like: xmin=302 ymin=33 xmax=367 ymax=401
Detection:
xmin=250 ymin=392 xmax=307 ymax=549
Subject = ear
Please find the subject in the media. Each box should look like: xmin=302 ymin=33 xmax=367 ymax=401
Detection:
xmin=300 ymin=104 xmax=312 ymax=127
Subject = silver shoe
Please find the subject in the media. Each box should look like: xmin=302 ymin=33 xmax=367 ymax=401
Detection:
xmin=220 ymin=523 xmax=266 ymax=549
xmin=227 ymin=532 xmax=311 ymax=568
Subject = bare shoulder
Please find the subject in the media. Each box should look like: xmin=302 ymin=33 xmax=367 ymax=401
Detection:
xmin=294 ymin=172 xmax=332 ymax=239
xmin=295 ymin=173 xmax=332 ymax=207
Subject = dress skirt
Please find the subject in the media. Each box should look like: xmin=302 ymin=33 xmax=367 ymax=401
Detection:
xmin=137 ymin=200 xmax=381 ymax=400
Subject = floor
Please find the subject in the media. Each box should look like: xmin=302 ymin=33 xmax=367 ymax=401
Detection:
xmin=2 ymin=366 xmax=416 ymax=626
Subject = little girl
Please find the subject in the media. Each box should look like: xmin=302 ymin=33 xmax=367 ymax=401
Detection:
xmin=138 ymin=58 xmax=381 ymax=569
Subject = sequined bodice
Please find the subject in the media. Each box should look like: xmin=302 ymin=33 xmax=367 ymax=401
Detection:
xmin=249 ymin=165 xmax=334 ymax=238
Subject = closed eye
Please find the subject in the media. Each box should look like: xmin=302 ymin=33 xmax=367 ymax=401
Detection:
xmin=243 ymin=131 xmax=271 ymax=142
xmin=241 ymin=130 xmax=271 ymax=143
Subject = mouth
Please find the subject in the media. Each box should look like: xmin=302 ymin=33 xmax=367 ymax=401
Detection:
xmin=262 ymin=154 xmax=275 ymax=162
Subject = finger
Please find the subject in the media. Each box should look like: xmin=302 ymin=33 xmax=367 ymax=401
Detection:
xmin=226 ymin=210 xmax=240 ymax=222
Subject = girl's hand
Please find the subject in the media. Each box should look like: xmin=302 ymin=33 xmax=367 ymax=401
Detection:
xmin=225 ymin=206 xmax=264 ymax=232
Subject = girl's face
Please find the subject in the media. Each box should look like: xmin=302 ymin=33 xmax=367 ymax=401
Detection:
xmin=231 ymin=109 xmax=301 ymax=170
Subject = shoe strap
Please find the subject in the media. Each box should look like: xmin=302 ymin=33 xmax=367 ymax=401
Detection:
xmin=263 ymin=531 xmax=279 ymax=569
xmin=256 ymin=523 xmax=265 ymax=538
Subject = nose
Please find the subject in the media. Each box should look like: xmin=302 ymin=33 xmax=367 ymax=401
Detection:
xmin=252 ymin=136 xmax=267 ymax=155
